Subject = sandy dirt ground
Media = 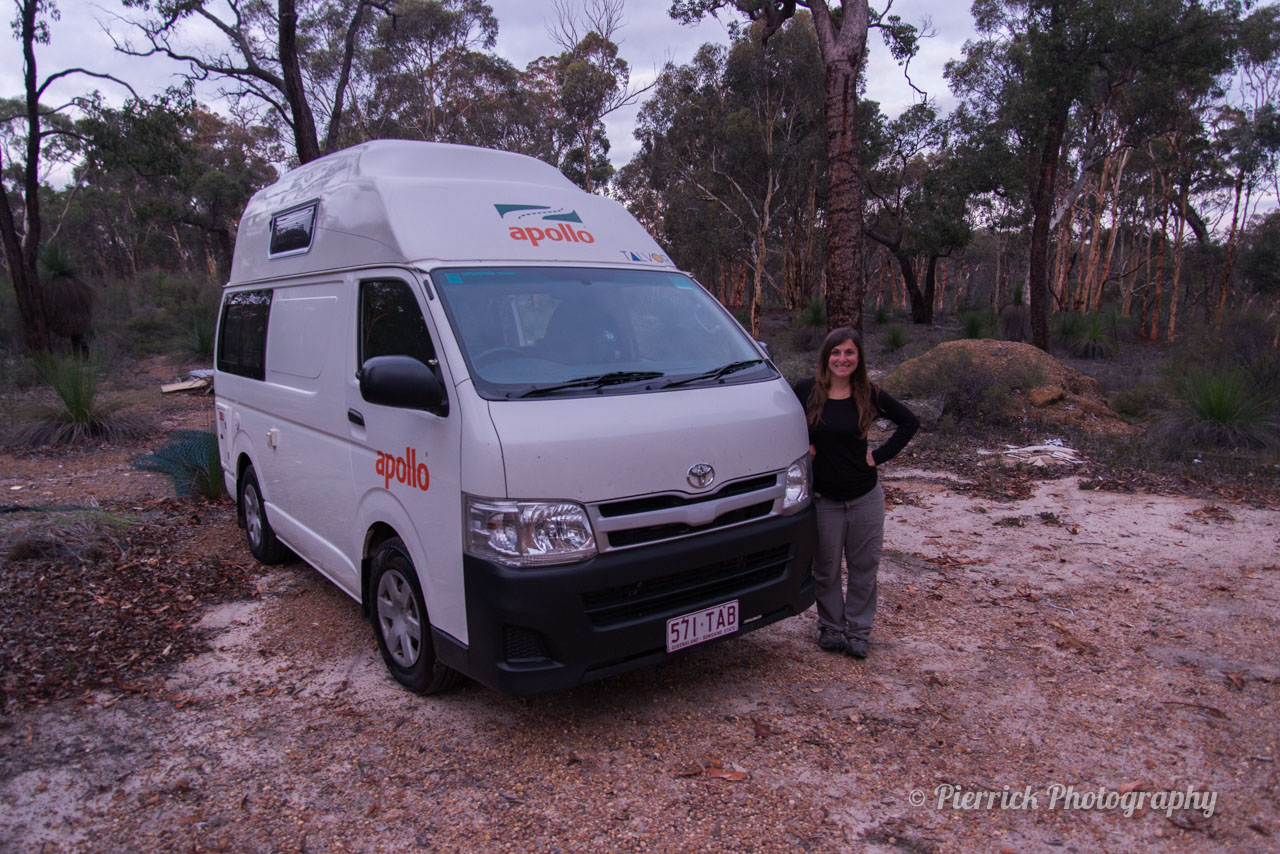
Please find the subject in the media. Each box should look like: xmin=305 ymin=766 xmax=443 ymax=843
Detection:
xmin=2 ymin=411 xmax=1278 ymax=854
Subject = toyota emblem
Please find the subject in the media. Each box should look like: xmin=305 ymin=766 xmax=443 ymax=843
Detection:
xmin=687 ymin=463 xmax=715 ymax=489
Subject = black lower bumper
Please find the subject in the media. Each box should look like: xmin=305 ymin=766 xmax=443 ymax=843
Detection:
xmin=433 ymin=506 xmax=816 ymax=695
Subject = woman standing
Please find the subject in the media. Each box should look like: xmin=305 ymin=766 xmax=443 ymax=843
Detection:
xmin=793 ymin=327 xmax=919 ymax=658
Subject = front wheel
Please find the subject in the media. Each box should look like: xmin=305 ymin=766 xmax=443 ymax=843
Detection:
xmin=370 ymin=537 xmax=461 ymax=694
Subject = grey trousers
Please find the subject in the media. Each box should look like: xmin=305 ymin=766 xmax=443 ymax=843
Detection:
xmin=813 ymin=484 xmax=885 ymax=640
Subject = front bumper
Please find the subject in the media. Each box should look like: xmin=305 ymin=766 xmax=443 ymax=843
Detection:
xmin=433 ymin=506 xmax=816 ymax=695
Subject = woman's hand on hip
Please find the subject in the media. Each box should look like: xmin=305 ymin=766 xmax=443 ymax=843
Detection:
xmin=866 ymin=449 xmax=876 ymax=467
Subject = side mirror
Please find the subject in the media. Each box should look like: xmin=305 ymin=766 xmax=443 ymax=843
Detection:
xmin=359 ymin=355 xmax=448 ymax=416
xmin=755 ymin=340 xmax=772 ymax=359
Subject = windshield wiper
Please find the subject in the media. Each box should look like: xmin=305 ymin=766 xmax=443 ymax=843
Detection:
xmin=661 ymin=359 xmax=764 ymax=389
xmin=515 ymin=371 xmax=665 ymax=398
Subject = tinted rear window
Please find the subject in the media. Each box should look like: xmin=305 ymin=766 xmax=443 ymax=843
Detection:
xmin=217 ymin=289 xmax=273 ymax=380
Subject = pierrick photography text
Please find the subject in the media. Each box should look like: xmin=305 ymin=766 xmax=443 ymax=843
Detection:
xmin=907 ymin=783 xmax=1218 ymax=818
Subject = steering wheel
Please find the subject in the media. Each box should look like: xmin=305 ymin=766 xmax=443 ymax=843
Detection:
xmin=472 ymin=347 xmax=524 ymax=367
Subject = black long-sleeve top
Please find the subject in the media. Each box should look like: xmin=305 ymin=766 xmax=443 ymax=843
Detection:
xmin=792 ymin=377 xmax=919 ymax=501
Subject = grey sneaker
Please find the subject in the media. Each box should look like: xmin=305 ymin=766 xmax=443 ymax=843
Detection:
xmin=818 ymin=627 xmax=845 ymax=651
xmin=844 ymin=637 xmax=868 ymax=659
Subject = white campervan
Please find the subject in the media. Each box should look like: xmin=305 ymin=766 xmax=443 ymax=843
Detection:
xmin=214 ymin=140 xmax=816 ymax=695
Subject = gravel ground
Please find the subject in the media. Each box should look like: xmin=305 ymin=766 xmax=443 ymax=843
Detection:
xmin=2 ymin=460 xmax=1277 ymax=852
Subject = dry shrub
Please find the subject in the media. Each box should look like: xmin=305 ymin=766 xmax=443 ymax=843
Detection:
xmin=2 ymin=511 xmax=130 ymax=564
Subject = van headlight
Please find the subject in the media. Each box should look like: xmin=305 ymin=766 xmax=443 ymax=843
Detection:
xmin=465 ymin=496 xmax=597 ymax=567
xmin=781 ymin=454 xmax=811 ymax=515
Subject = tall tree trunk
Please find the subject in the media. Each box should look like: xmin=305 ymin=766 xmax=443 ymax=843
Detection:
xmin=1077 ymin=167 xmax=1105 ymax=310
xmin=810 ymin=2 xmax=869 ymax=333
xmin=1215 ymin=169 xmax=1246 ymax=330
xmin=1093 ymin=149 xmax=1130 ymax=312
xmin=1148 ymin=173 xmax=1172 ymax=341
xmin=1167 ymin=179 xmax=1189 ymax=342
xmin=0 ymin=0 xmax=50 ymax=353
xmin=1028 ymin=100 xmax=1069 ymax=350
xmin=279 ymin=0 xmax=322 ymax=164
xmin=1051 ymin=201 xmax=1076 ymax=311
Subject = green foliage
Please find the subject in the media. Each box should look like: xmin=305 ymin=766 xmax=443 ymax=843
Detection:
xmin=791 ymin=297 xmax=828 ymax=350
xmin=1152 ymin=367 xmax=1279 ymax=451
xmin=13 ymin=355 xmax=148 ymax=446
xmin=885 ymin=348 xmax=1044 ymax=426
xmin=873 ymin=305 xmax=890 ymax=325
xmin=132 ymin=429 xmax=226 ymax=499
xmin=1066 ymin=314 xmax=1118 ymax=359
xmin=800 ymin=296 xmax=827 ymax=328
xmin=186 ymin=298 xmax=219 ymax=360
xmin=1109 ymin=383 xmax=1165 ymax=421
xmin=997 ymin=302 xmax=1031 ymax=342
xmin=885 ymin=324 xmax=907 ymax=351
xmin=957 ymin=310 xmax=994 ymax=340
xmin=1053 ymin=312 xmax=1086 ymax=346
xmin=1170 ymin=311 xmax=1280 ymax=395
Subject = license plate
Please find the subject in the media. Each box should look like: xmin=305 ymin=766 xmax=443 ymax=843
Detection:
xmin=667 ymin=600 xmax=739 ymax=653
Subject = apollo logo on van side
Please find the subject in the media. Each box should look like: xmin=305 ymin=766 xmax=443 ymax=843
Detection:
xmin=376 ymin=447 xmax=429 ymax=491
xmin=495 ymin=204 xmax=595 ymax=247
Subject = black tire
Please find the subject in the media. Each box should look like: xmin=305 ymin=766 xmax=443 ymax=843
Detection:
xmin=239 ymin=465 xmax=289 ymax=565
xmin=370 ymin=537 xmax=461 ymax=694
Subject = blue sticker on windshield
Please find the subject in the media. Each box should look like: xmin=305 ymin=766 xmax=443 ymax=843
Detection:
xmin=445 ymin=273 xmax=462 ymax=284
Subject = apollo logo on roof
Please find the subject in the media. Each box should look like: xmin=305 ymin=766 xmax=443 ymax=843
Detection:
xmin=496 ymin=204 xmax=595 ymax=247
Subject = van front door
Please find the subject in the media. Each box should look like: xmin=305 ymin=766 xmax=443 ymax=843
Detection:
xmin=346 ymin=275 xmax=466 ymax=642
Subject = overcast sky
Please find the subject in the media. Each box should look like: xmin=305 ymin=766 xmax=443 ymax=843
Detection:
xmin=0 ymin=0 xmax=977 ymax=169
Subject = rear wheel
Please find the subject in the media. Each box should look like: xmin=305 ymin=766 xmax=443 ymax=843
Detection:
xmin=370 ymin=537 xmax=461 ymax=694
xmin=239 ymin=465 xmax=289 ymax=564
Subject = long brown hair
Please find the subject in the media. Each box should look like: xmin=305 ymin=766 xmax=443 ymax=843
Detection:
xmin=805 ymin=326 xmax=877 ymax=436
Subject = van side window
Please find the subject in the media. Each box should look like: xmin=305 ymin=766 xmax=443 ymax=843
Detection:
xmin=360 ymin=280 xmax=436 ymax=368
xmin=269 ymin=203 xmax=317 ymax=256
xmin=217 ymin=289 xmax=273 ymax=380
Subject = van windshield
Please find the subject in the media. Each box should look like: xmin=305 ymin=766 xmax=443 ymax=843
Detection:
xmin=432 ymin=267 xmax=776 ymax=399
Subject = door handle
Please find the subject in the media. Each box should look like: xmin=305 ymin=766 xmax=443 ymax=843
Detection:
xmin=347 ymin=408 xmax=365 ymax=426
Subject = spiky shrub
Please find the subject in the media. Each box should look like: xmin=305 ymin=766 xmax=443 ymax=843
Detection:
xmin=1152 ymin=368 xmax=1280 ymax=452
xmin=885 ymin=324 xmax=907 ymax=351
xmin=132 ymin=429 xmax=227 ymax=499
xmin=957 ymin=310 xmax=994 ymax=340
xmin=791 ymin=297 xmax=828 ymax=350
xmin=1109 ymin=383 xmax=1165 ymax=421
xmin=1052 ymin=313 xmax=1086 ymax=350
xmin=188 ymin=311 xmax=217 ymax=360
xmin=1068 ymin=314 xmax=1117 ymax=359
xmin=873 ymin=305 xmax=890 ymax=325
xmin=14 ymin=355 xmax=148 ymax=446
xmin=800 ymin=297 xmax=827 ymax=328
xmin=998 ymin=285 xmax=1031 ymax=342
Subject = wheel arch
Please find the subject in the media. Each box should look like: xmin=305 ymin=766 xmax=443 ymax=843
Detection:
xmin=361 ymin=521 xmax=401 ymax=617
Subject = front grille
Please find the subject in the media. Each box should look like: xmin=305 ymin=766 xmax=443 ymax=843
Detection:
xmin=605 ymin=501 xmax=773 ymax=548
xmin=581 ymin=544 xmax=791 ymax=627
xmin=597 ymin=475 xmax=777 ymax=518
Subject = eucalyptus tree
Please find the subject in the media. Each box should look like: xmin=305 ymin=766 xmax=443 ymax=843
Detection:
xmin=629 ymin=14 xmax=826 ymax=333
xmin=546 ymin=0 xmax=655 ymax=192
xmin=356 ymin=0 xmax=526 ymax=146
xmin=2 ymin=0 xmax=135 ymax=352
xmin=946 ymin=0 xmax=1245 ymax=350
xmin=116 ymin=0 xmax=419 ymax=163
xmin=76 ymin=99 xmax=279 ymax=281
xmin=864 ymin=102 xmax=974 ymax=324
xmin=670 ymin=0 xmax=918 ymax=332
